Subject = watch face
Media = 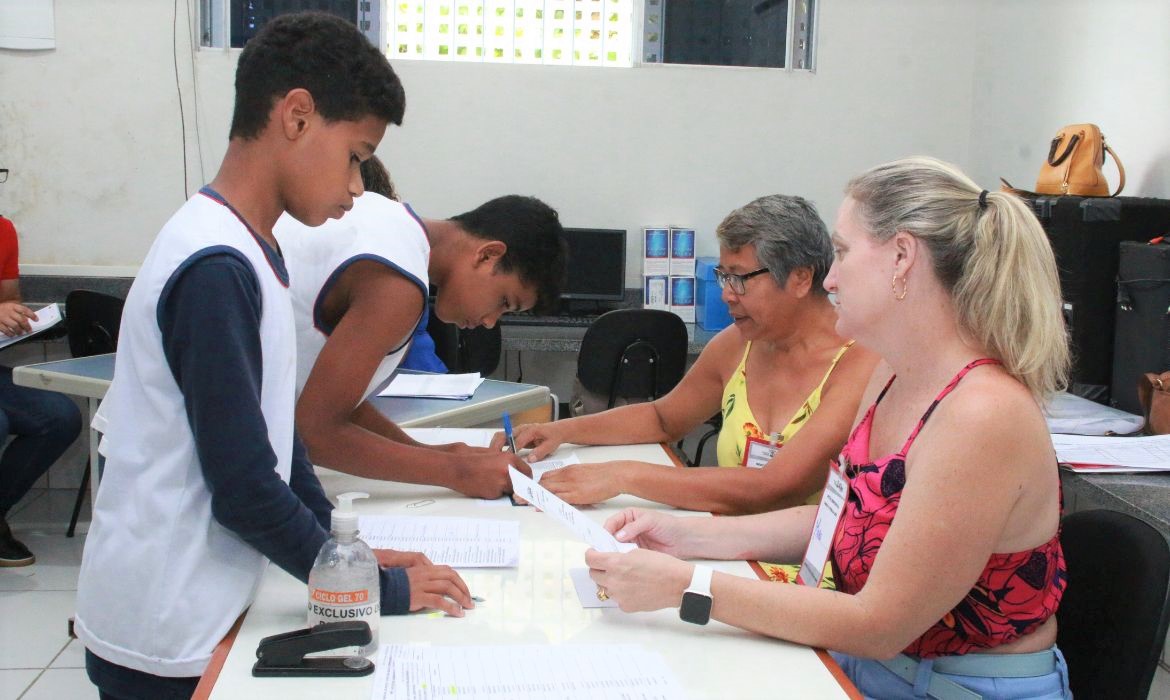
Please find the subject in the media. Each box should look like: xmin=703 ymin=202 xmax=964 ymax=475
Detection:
xmin=680 ymin=591 xmax=712 ymax=625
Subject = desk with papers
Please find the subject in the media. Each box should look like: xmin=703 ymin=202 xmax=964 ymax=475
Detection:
xmin=195 ymin=435 xmax=858 ymax=699
xmin=11 ymin=357 xmax=551 ymax=521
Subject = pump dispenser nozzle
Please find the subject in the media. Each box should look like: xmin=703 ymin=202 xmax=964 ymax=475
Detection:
xmin=331 ymin=491 xmax=369 ymax=535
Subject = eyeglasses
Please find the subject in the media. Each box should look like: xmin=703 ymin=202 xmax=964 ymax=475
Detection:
xmin=0 ymin=170 xmax=7 ymax=185
xmin=713 ymin=267 xmax=770 ymax=295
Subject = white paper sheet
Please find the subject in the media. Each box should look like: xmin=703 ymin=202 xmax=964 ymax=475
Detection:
xmin=1052 ymin=433 xmax=1170 ymax=470
xmin=357 ymin=516 xmax=519 ymax=567
xmin=377 ymin=372 xmax=485 ymax=399
xmin=371 ymin=644 xmax=685 ymax=700
xmin=508 ymin=466 xmax=635 ymax=554
xmin=404 ymin=427 xmax=494 ymax=448
xmin=569 ymin=566 xmax=619 ymax=608
xmin=0 ymin=303 xmax=62 ymax=350
xmin=530 ymin=453 xmax=581 ymax=482
xmin=1044 ymin=391 xmax=1144 ymax=435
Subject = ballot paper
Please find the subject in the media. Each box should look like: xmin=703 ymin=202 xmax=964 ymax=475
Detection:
xmin=529 ymin=453 xmax=582 ymax=482
xmin=371 ymin=644 xmax=684 ymax=700
xmin=404 ymin=427 xmax=494 ymax=448
xmin=357 ymin=516 xmax=519 ymax=567
xmin=377 ymin=372 xmax=485 ymax=399
xmin=1044 ymin=391 xmax=1144 ymax=436
xmin=569 ymin=566 xmax=619 ymax=608
xmin=0 ymin=303 xmax=62 ymax=350
xmin=1052 ymin=433 xmax=1170 ymax=472
xmin=508 ymin=466 xmax=635 ymax=554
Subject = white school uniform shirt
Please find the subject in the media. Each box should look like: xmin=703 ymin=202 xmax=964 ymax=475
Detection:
xmin=74 ymin=191 xmax=298 ymax=678
xmin=274 ymin=192 xmax=431 ymax=399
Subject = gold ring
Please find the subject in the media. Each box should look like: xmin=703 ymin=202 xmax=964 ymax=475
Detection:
xmin=595 ymin=585 xmax=609 ymax=601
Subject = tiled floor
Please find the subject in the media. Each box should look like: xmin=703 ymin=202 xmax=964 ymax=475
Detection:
xmin=0 ymin=489 xmax=97 ymax=700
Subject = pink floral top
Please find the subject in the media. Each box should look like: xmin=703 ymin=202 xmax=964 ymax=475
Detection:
xmin=830 ymin=359 xmax=1066 ymax=658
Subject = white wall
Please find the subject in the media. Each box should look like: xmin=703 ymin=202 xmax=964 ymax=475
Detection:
xmin=967 ymin=0 xmax=1170 ymax=199
xmin=1 ymin=0 xmax=1166 ymax=281
xmin=3 ymin=0 xmax=978 ymax=283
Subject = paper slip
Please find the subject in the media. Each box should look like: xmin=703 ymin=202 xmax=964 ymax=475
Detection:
xmin=378 ymin=372 xmax=484 ymax=399
xmin=530 ymin=453 xmax=581 ymax=482
xmin=1045 ymin=391 xmax=1143 ymax=436
xmin=508 ymin=466 xmax=635 ymax=554
xmin=0 ymin=303 xmax=62 ymax=351
xmin=1052 ymin=433 xmax=1170 ymax=471
xmin=372 ymin=644 xmax=684 ymax=700
xmin=358 ymin=516 xmax=519 ymax=567
xmin=404 ymin=427 xmax=493 ymax=448
xmin=569 ymin=566 xmax=619 ymax=608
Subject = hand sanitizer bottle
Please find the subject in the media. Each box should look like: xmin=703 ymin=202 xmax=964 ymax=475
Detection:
xmin=307 ymin=491 xmax=380 ymax=657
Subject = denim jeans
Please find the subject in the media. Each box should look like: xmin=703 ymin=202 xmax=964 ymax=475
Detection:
xmin=0 ymin=365 xmax=83 ymax=516
xmin=831 ymin=647 xmax=1073 ymax=699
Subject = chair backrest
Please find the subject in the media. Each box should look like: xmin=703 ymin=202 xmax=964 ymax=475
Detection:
xmin=575 ymin=309 xmax=687 ymax=412
xmin=424 ymin=305 xmax=502 ymax=376
xmin=65 ymin=290 xmax=125 ymax=358
xmin=1056 ymin=508 xmax=1170 ymax=699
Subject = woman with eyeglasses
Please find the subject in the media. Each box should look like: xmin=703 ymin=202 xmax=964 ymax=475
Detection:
xmin=510 ymin=195 xmax=877 ymax=567
xmin=586 ymin=158 xmax=1072 ymax=699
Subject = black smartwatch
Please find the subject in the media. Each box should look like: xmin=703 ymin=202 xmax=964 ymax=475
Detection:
xmin=679 ymin=564 xmax=713 ymax=625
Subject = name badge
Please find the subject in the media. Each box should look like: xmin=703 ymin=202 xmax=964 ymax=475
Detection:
xmin=796 ymin=461 xmax=851 ymax=587
xmin=742 ymin=435 xmax=780 ymax=469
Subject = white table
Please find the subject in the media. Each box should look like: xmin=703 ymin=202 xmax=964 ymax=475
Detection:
xmin=195 ymin=440 xmax=857 ymax=699
xmin=11 ymin=355 xmax=552 ymax=520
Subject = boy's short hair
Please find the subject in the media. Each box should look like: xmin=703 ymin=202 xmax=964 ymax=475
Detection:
xmin=230 ymin=12 xmax=406 ymax=140
xmin=451 ymin=196 xmax=567 ymax=314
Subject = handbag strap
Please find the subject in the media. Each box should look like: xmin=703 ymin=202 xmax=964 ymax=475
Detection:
xmin=1047 ymin=133 xmax=1080 ymax=166
xmin=1106 ymin=144 xmax=1126 ymax=196
xmin=1138 ymin=372 xmax=1169 ymax=433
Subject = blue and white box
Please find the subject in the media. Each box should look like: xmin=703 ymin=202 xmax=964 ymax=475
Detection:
xmin=669 ymin=227 xmax=696 ymax=276
xmin=670 ymin=275 xmax=695 ymax=322
xmin=643 ymin=228 xmax=670 ymax=276
xmin=695 ymin=257 xmax=733 ymax=331
xmin=644 ymin=275 xmax=669 ymax=310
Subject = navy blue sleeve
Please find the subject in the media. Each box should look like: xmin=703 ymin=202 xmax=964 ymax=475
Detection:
xmin=289 ymin=431 xmax=332 ymax=531
xmin=159 ymin=253 xmax=410 ymax=613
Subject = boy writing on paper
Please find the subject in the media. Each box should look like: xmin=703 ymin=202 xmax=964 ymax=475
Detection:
xmin=274 ymin=171 xmax=567 ymax=499
xmin=75 ymin=14 xmax=471 ymax=699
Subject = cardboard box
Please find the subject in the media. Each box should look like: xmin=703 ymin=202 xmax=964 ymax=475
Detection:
xmin=670 ymin=275 xmax=695 ymax=323
xmin=643 ymin=275 xmax=669 ymax=310
xmin=695 ymin=257 xmax=732 ymax=331
xmin=669 ymin=227 xmax=696 ymax=276
xmin=643 ymin=228 xmax=670 ymax=276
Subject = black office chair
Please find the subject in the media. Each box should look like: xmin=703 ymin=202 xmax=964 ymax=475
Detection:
xmin=570 ymin=309 xmax=687 ymax=417
xmin=1057 ymin=508 xmax=1170 ymax=699
xmin=678 ymin=412 xmax=723 ymax=467
xmin=63 ymin=290 xmax=124 ymax=537
xmin=425 ymin=305 xmax=502 ymax=376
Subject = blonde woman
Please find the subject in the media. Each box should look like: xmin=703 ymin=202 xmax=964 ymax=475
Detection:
xmin=587 ymin=157 xmax=1072 ymax=698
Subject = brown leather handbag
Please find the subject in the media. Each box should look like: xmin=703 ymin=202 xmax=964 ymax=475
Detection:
xmin=1137 ymin=372 xmax=1170 ymax=435
xmin=1035 ymin=123 xmax=1125 ymax=196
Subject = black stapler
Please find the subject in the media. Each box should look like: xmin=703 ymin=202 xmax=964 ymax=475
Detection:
xmin=252 ymin=621 xmax=375 ymax=677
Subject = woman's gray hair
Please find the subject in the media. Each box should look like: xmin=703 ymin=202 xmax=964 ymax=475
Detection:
xmin=716 ymin=195 xmax=833 ymax=296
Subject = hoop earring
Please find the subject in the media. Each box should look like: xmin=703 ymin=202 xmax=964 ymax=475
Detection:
xmin=891 ymin=273 xmax=908 ymax=301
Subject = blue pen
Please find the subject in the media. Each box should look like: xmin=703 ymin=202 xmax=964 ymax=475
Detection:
xmin=502 ymin=412 xmax=518 ymax=454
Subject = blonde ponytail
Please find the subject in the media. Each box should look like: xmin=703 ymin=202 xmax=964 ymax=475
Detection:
xmin=846 ymin=157 xmax=1070 ymax=400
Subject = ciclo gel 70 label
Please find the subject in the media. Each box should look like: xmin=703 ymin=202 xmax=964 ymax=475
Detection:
xmin=311 ymin=588 xmax=369 ymax=604
xmin=308 ymin=587 xmax=380 ymax=623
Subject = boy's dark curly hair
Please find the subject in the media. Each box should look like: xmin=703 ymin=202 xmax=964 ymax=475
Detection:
xmin=230 ymin=12 xmax=405 ymax=140
xmin=451 ymin=196 xmax=568 ymax=314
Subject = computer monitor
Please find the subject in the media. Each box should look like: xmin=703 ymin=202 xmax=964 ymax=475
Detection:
xmin=561 ymin=228 xmax=627 ymax=305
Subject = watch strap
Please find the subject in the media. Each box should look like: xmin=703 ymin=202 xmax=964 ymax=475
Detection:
xmin=686 ymin=564 xmax=713 ymax=596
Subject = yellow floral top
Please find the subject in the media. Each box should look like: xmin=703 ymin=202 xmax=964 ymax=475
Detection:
xmin=714 ymin=340 xmax=854 ymax=585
